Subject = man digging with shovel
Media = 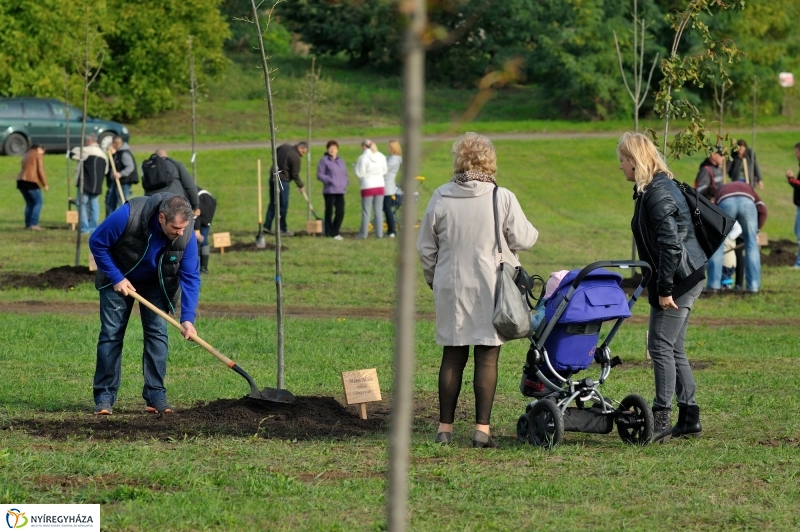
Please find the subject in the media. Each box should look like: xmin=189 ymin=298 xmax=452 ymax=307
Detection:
xmin=89 ymin=193 xmax=200 ymax=415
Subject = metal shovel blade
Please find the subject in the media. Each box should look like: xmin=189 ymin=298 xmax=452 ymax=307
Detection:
xmin=233 ymin=364 xmax=295 ymax=404
xmin=251 ymin=387 xmax=296 ymax=404
xmin=255 ymin=230 xmax=266 ymax=249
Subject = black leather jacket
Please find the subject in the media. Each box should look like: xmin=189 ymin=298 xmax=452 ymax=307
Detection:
xmin=632 ymin=173 xmax=706 ymax=304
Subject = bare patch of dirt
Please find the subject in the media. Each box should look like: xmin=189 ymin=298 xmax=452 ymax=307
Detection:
xmin=0 ymin=266 xmax=95 ymax=291
xmin=216 ymin=241 xmax=288 ymax=253
xmin=758 ymin=437 xmax=800 ymax=447
xmin=761 ymin=239 xmax=798 ymax=267
xmin=4 ymin=396 xmax=389 ymax=442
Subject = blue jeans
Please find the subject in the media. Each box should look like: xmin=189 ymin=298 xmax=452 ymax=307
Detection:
xmin=383 ymin=195 xmax=398 ymax=235
xmin=794 ymin=206 xmax=800 ymax=267
xmin=19 ymin=187 xmax=43 ymax=227
xmin=80 ymin=193 xmax=100 ymax=234
xmin=105 ymin=183 xmax=132 ymax=218
xmin=648 ymin=280 xmax=703 ymax=409
xmin=94 ymin=284 xmax=170 ymax=408
xmin=265 ymin=178 xmax=290 ymax=232
xmin=706 ymin=197 xmax=760 ymax=292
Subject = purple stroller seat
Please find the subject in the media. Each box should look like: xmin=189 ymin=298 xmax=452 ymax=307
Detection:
xmin=542 ymin=269 xmax=631 ymax=372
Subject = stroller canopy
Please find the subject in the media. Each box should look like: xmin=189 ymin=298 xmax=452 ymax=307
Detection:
xmin=545 ymin=268 xmax=631 ymax=324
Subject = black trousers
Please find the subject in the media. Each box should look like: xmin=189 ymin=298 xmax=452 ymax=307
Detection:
xmin=324 ymin=193 xmax=345 ymax=237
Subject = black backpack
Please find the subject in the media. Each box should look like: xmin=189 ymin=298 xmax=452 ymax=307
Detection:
xmin=141 ymin=154 xmax=173 ymax=191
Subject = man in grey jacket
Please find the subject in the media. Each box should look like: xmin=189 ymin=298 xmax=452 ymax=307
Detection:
xmin=143 ymin=149 xmax=200 ymax=214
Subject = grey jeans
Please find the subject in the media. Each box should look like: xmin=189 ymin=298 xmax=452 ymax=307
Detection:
xmin=647 ymin=280 xmax=703 ymax=410
xmin=359 ymin=195 xmax=384 ymax=239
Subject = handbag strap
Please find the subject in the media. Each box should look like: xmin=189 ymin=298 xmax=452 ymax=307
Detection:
xmin=678 ymin=181 xmax=702 ymax=225
xmin=493 ymin=186 xmax=504 ymax=264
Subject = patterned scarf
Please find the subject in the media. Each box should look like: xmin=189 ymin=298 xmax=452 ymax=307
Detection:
xmin=451 ymin=170 xmax=497 ymax=185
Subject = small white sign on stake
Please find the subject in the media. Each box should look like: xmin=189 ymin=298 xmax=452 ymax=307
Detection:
xmin=212 ymin=232 xmax=231 ymax=254
xmin=341 ymin=368 xmax=381 ymax=420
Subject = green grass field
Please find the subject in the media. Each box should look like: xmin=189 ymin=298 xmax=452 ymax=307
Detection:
xmin=2 ymin=130 xmax=800 ymax=530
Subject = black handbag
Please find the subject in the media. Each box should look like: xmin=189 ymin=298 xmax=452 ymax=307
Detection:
xmin=491 ymin=186 xmax=533 ymax=339
xmin=676 ymin=181 xmax=736 ymax=258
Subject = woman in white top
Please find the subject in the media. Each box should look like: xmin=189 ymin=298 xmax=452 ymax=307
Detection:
xmin=383 ymin=141 xmax=403 ymax=237
xmin=355 ymin=139 xmax=388 ymax=239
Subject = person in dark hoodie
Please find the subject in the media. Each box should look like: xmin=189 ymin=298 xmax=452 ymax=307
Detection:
xmin=264 ymin=142 xmax=308 ymax=237
xmin=617 ymin=131 xmax=707 ymax=443
xmin=142 ymin=149 xmax=200 ymax=215
xmin=728 ymin=139 xmax=763 ymax=189
xmin=694 ymin=148 xmax=725 ymax=201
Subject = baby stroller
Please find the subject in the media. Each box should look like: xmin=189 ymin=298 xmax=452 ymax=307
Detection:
xmin=516 ymin=260 xmax=654 ymax=449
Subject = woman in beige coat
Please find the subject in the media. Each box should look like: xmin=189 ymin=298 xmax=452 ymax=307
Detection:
xmin=417 ymin=132 xmax=538 ymax=448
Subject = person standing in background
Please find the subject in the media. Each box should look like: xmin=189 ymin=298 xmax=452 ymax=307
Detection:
xmin=316 ymin=140 xmax=348 ymax=241
xmin=786 ymin=142 xmax=800 ymax=269
xmin=355 ymin=139 xmax=387 ymax=239
xmin=16 ymin=144 xmax=49 ymax=230
xmin=71 ymin=133 xmax=108 ymax=234
xmin=263 ymin=142 xmax=308 ymax=237
xmin=105 ymin=135 xmax=138 ymax=217
xmin=194 ymin=187 xmax=217 ymax=274
xmin=383 ymin=141 xmax=403 ymax=238
xmin=728 ymin=140 xmax=762 ymax=189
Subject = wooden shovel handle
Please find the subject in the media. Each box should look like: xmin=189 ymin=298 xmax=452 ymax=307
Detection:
xmin=127 ymin=290 xmax=236 ymax=368
xmin=107 ymin=149 xmax=125 ymax=205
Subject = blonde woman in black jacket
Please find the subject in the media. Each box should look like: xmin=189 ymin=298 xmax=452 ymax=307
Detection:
xmin=617 ymin=132 xmax=706 ymax=443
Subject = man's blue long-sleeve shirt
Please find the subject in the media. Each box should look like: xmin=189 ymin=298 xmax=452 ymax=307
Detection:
xmin=89 ymin=204 xmax=201 ymax=323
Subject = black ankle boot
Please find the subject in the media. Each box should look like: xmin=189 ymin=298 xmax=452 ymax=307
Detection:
xmin=652 ymin=407 xmax=672 ymax=444
xmin=671 ymin=404 xmax=702 ymax=438
xmin=199 ymin=254 xmax=209 ymax=274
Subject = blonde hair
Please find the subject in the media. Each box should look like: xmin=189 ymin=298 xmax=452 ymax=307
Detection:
xmin=616 ymin=132 xmax=672 ymax=192
xmin=362 ymin=139 xmax=378 ymax=153
xmin=388 ymin=140 xmax=402 ymax=156
xmin=452 ymin=132 xmax=497 ymax=175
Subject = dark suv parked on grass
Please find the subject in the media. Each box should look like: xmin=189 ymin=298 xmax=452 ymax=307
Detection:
xmin=0 ymin=97 xmax=130 ymax=156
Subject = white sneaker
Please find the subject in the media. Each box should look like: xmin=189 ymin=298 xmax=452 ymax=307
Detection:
xmin=388 ymin=233 xmax=396 ymax=238
xmin=333 ymin=235 xmax=343 ymax=241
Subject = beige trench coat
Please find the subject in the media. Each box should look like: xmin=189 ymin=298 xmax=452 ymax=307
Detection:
xmin=417 ymin=181 xmax=538 ymax=346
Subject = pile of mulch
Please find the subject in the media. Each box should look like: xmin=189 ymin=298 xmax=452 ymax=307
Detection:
xmin=0 ymin=265 xmax=94 ymax=291
xmin=217 ymin=241 xmax=288 ymax=253
xmin=5 ymin=396 xmax=389 ymax=442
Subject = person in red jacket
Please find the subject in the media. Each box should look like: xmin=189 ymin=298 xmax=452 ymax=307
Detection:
xmin=785 ymin=142 xmax=800 ymax=269
xmin=706 ymin=182 xmax=767 ymax=293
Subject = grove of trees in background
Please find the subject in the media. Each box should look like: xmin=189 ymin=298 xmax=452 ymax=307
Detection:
xmin=0 ymin=0 xmax=228 ymax=121
xmin=1 ymin=0 xmax=798 ymax=123
xmin=277 ymin=0 xmax=800 ymax=121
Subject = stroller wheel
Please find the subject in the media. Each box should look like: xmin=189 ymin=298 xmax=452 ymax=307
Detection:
xmin=528 ymin=399 xmax=564 ymax=450
xmin=616 ymin=394 xmax=654 ymax=445
xmin=516 ymin=414 xmax=530 ymax=443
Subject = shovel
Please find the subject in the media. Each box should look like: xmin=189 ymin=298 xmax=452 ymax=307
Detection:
xmin=255 ymin=159 xmax=266 ymax=249
xmin=300 ymin=187 xmax=323 ymax=221
xmin=128 ymin=291 xmax=294 ymax=404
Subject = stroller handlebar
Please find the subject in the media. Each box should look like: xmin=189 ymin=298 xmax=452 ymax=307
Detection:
xmin=570 ymin=260 xmax=652 ymax=290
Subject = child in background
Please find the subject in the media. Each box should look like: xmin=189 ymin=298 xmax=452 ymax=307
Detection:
xmin=721 ymin=222 xmax=742 ymax=289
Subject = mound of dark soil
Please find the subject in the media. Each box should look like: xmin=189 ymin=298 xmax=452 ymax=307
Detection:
xmin=5 ymin=396 xmax=389 ymax=442
xmin=761 ymin=238 xmax=797 ymax=267
xmin=0 ymin=265 xmax=94 ymax=291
